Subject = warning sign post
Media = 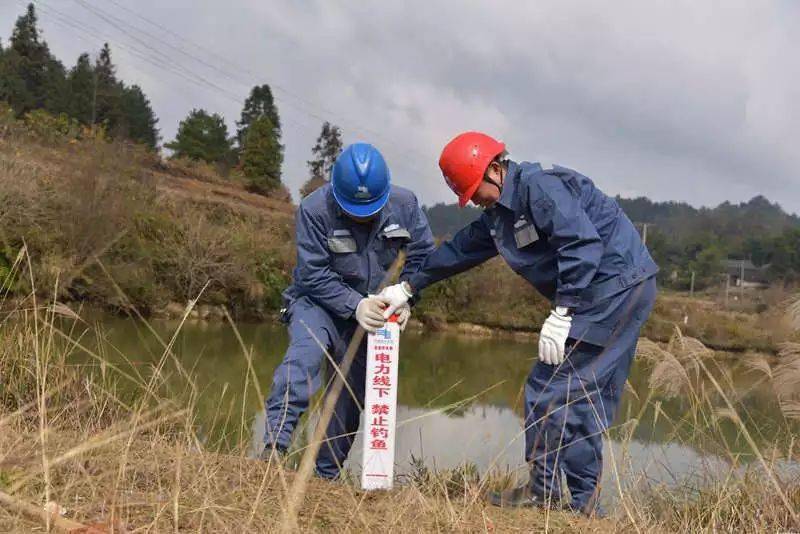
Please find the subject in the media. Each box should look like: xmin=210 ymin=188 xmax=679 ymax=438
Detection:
xmin=361 ymin=318 xmax=400 ymax=490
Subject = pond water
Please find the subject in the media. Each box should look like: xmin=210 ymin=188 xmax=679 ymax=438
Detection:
xmin=80 ymin=313 xmax=794 ymax=505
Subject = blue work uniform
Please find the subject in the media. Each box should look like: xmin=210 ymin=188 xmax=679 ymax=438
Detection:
xmin=264 ymin=183 xmax=435 ymax=478
xmin=405 ymin=161 xmax=658 ymax=512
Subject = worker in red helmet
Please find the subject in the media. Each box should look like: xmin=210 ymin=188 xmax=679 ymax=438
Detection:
xmin=380 ymin=131 xmax=658 ymax=517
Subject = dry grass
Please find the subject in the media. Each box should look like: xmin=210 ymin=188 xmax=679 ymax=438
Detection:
xmin=622 ymin=327 xmax=800 ymax=532
xmin=1 ymin=423 xmax=604 ymax=532
xmin=2 ymin=257 xmax=799 ymax=532
xmin=0 ymin=124 xmax=294 ymax=318
xmin=0 ymin=269 xmax=611 ymax=532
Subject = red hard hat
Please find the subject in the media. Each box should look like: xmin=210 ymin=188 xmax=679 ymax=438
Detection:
xmin=438 ymin=131 xmax=506 ymax=207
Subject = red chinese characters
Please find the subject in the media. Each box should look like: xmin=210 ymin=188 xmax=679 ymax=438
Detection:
xmin=367 ymin=345 xmax=394 ymax=450
xmin=370 ymin=427 xmax=388 ymax=438
xmin=371 ymin=415 xmax=388 ymax=427
xmin=372 ymin=375 xmax=391 ymax=387
xmin=371 ymin=404 xmax=389 ymax=415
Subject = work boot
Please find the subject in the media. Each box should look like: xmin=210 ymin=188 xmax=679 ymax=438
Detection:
xmin=564 ymin=501 xmax=607 ymax=519
xmin=260 ymin=444 xmax=288 ymax=464
xmin=486 ymin=485 xmax=560 ymax=509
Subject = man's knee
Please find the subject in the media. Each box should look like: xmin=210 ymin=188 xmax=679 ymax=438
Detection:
xmin=282 ymin=300 xmax=340 ymax=368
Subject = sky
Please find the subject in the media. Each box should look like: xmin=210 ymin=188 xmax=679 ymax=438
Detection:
xmin=2 ymin=0 xmax=798 ymax=212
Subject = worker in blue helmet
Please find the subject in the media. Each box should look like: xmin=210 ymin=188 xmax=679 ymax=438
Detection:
xmin=262 ymin=142 xmax=435 ymax=478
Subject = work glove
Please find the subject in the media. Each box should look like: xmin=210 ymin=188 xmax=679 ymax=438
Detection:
xmin=538 ymin=307 xmax=572 ymax=366
xmin=355 ymin=296 xmax=390 ymax=333
xmin=379 ymin=282 xmax=413 ymax=319
xmin=396 ymin=304 xmax=411 ymax=332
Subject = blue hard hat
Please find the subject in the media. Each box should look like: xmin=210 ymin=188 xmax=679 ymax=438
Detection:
xmin=331 ymin=143 xmax=391 ymax=218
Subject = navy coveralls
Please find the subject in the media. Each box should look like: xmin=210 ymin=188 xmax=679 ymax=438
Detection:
xmin=264 ymin=183 xmax=435 ymax=478
xmin=405 ymin=161 xmax=658 ymax=511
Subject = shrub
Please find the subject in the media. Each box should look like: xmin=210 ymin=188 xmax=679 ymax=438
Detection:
xmin=23 ymin=109 xmax=81 ymax=143
xmin=256 ymin=255 xmax=291 ymax=311
xmin=0 ymin=101 xmax=15 ymax=136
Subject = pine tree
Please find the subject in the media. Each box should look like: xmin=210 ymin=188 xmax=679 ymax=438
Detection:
xmin=1 ymin=6 xmax=161 ymax=147
xmin=300 ymin=121 xmax=343 ymax=197
xmin=68 ymin=53 xmax=94 ymax=124
xmin=236 ymin=84 xmax=281 ymax=148
xmin=42 ymin=56 xmax=69 ymax=115
xmin=241 ymin=115 xmax=282 ymax=193
xmin=165 ymin=109 xmax=233 ymax=164
xmin=120 ymin=84 xmax=159 ymax=149
xmin=0 ymin=38 xmax=12 ymax=102
xmin=5 ymin=3 xmax=62 ymax=115
xmin=94 ymin=42 xmax=123 ymax=133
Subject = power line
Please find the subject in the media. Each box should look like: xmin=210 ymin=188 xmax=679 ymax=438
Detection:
xmin=18 ymin=0 xmax=434 ymax=181
xmin=31 ymin=1 xmax=238 ymax=100
xmin=38 ymin=0 xmax=355 ymax=138
xmin=98 ymin=0 xmax=256 ymax=89
xmin=32 ymin=0 xmax=277 ymax=121
xmin=13 ymin=0 xmax=298 ymax=189
xmin=70 ymin=0 xmax=246 ymax=104
xmin=95 ymin=0 xmax=397 ymax=137
xmin=90 ymin=0 xmax=433 ymax=169
xmin=29 ymin=0 xmax=307 ymax=137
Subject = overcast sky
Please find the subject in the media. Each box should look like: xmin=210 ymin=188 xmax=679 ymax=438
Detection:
xmin=2 ymin=1 xmax=798 ymax=212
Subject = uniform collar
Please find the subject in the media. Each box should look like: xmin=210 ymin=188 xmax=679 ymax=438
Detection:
xmin=495 ymin=160 xmax=544 ymax=212
xmin=329 ymin=185 xmax=394 ymax=232
xmin=496 ymin=160 xmax=521 ymax=211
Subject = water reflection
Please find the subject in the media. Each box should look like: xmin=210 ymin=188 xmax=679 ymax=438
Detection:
xmin=251 ymin=402 xmax=734 ymax=505
xmin=85 ymin=313 xmax=794 ymax=502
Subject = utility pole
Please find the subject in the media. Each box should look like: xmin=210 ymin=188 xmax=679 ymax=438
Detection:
xmin=724 ymin=273 xmax=730 ymax=307
xmin=740 ymin=259 xmax=745 ymax=300
xmin=90 ymin=70 xmax=97 ymax=135
xmin=635 ymin=222 xmax=653 ymax=245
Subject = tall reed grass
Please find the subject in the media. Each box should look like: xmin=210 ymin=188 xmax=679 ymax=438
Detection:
xmin=1 ymin=254 xmax=798 ymax=531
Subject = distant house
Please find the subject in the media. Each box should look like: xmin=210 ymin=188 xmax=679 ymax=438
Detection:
xmin=722 ymin=259 xmax=771 ymax=288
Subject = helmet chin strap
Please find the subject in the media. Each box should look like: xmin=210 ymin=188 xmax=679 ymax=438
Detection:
xmin=485 ymin=160 xmax=508 ymax=195
xmin=483 ymin=175 xmax=502 ymax=195
xmin=348 ymin=213 xmax=377 ymax=224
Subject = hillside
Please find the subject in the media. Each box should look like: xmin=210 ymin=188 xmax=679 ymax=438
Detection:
xmin=0 ymin=116 xmax=296 ymax=319
xmin=3 ymin=118 xmax=798 ymax=352
xmin=422 ymin=202 xmax=482 ymax=237
xmin=423 ymin=191 xmax=800 ymax=289
xmin=424 ymin=194 xmax=799 ymax=245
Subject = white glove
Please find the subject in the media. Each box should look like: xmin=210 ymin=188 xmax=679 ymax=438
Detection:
xmin=355 ymin=296 xmax=390 ymax=333
xmin=396 ymin=304 xmax=411 ymax=332
xmin=538 ymin=307 xmax=572 ymax=366
xmin=380 ymin=282 xmax=413 ymax=319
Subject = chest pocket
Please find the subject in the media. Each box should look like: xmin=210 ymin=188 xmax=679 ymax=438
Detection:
xmin=328 ymin=230 xmax=360 ymax=278
xmin=377 ymin=225 xmax=411 ymax=268
xmin=513 ymin=217 xmax=539 ymax=249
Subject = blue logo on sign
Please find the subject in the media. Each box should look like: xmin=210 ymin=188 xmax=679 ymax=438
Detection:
xmin=375 ymin=328 xmax=392 ymax=339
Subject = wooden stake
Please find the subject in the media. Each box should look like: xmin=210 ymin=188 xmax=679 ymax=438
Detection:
xmin=0 ymin=490 xmax=103 ymax=533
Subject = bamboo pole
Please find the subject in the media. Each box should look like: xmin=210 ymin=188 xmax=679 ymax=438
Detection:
xmin=0 ymin=490 xmax=102 ymax=533
xmin=280 ymin=256 xmax=403 ymax=533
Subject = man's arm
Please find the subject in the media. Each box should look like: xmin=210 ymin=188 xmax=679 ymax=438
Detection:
xmin=529 ymin=174 xmax=603 ymax=309
xmin=293 ymin=204 xmax=363 ymax=319
xmin=399 ymin=196 xmax=436 ymax=280
xmin=403 ymin=214 xmax=498 ymax=293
